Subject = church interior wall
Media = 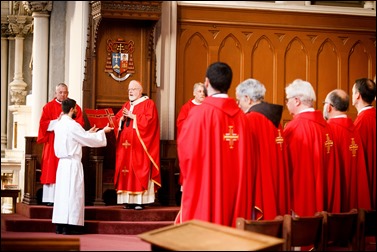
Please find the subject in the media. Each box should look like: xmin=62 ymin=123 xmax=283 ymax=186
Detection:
xmin=1 ymin=1 xmax=375 ymax=207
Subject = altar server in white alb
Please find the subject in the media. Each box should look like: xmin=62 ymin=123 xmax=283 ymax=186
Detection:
xmin=51 ymin=98 xmax=113 ymax=235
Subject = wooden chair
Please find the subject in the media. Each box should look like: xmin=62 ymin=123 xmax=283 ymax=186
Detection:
xmin=357 ymin=208 xmax=377 ymax=251
xmin=236 ymin=215 xmax=284 ymax=238
xmin=282 ymin=213 xmax=324 ymax=251
xmin=321 ymin=209 xmax=358 ymax=251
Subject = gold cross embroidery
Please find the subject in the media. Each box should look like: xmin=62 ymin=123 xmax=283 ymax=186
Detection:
xmin=86 ymin=108 xmax=115 ymax=127
xmin=122 ymin=140 xmax=131 ymax=149
xmin=275 ymin=129 xmax=284 ymax=150
xmin=121 ymin=168 xmax=128 ymax=175
xmin=223 ymin=126 xmax=239 ymax=149
xmin=349 ymin=138 xmax=358 ymax=157
xmin=324 ymin=133 xmax=333 ymax=154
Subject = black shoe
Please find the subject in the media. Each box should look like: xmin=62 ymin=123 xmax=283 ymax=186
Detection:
xmin=46 ymin=202 xmax=54 ymax=206
xmin=123 ymin=204 xmax=134 ymax=209
xmin=63 ymin=225 xmax=83 ymax=235
xmin=55 ymin=224 xmax=63 ymax=234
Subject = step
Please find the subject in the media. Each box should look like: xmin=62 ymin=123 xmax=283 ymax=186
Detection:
xmin=1 ymin=215 xmax=174 ymax=235
xmin=1 ymin=203 xmax=180 ymax=235
xmin=16 ymin=203 xmax=180 ymax=221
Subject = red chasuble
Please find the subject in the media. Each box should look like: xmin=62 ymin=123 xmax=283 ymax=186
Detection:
xmin=246 ymin=111 xmax=290 ymax=220
xmin=354 ymin=107 xmax=376 ymax=209
xmin=176 ymin=96 xmax=255 ymax=227
xmin=327 ymin=117 xmax=371 ymax=211
xmin=114 ymin=97 xmax=161 ymax=193
xmin=283 ymin=110 xmax=336 ymax=216
xmin=176 ymin=99 xmax=196 ymax=137
xmin=37 ymin=98 xmax=84 ymax=184
xmin=176 ymin=99 xmax=198 ymax=185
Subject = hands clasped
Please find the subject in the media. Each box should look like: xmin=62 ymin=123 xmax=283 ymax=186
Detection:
xmin=122 ymin=108 xmax=134 ymax=120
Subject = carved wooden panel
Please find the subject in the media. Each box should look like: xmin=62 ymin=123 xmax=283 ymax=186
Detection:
xmin=82 ymin=1 xmax=162 ymax=205
xmin=176 ymin=6 xmax=376 ymax=130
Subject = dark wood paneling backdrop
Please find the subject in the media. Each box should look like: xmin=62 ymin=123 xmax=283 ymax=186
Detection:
xmin=176 ymin=6 xmax=376 ymax=130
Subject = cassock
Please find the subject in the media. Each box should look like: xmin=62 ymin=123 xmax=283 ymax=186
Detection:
xmin=37 ymin=99 xmax=84 ymax=184
xmin=354 ymin=107 xmax=376 ymax=210
xmin=51 ymin=115 xmax=107 ymax=226
xmin=114 ymin=96 xmax=161 ymax=204
xmin=176 ymin=96 xmax=255 ymax=227
xmin=284 ymin=110 xmax=336 ymax=216
xmin=246 ymin=102 xmax=290 ymax=220
xmin=327 ymin=117 xmax=371 ymax=211
xmin=176 ymin=99 xmax=201 ymax=185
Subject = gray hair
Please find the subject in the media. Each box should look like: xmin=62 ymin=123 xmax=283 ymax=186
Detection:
xmin=193 ymin=82 xmax=205 ymax=92
xmin=285 ymin=79 xmax=316 ymax=106
xmin=236 ymin=78 xmax=266 ymax=102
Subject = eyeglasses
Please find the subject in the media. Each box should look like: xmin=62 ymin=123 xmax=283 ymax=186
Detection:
xmin=322 ymin=101 xmax=333 ymax=107
xmin=285 ymin=96 xmax=295 ymax=103
xmin=128 ymin=88 xmax=140 ymax=92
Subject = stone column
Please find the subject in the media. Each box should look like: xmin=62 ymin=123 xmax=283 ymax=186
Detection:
xmin=7 ymin=15 xmax=32 ymax=105
xmin=27 ymin=1 xmax=52 ymax=136
xmin=1 ymin=22 xmax=10 ymax=157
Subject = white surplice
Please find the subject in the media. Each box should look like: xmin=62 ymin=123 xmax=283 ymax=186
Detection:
xmin=51 ymin=115 xmax=108 ymax=226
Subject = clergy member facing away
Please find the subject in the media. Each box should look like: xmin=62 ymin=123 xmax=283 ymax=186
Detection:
xmin=114 ymin=80 xmax=161 ymax=210
xmin=323 ymin=89 xmax=371 ymax=212
xmin=175 ymin=62 xmax=255 ymax=227
xmin=284 ymin=79 xmax=336 ymax=216
xmin=236 ymin=78 xmax=290 ymax=220
xmin=351 ymin=78 xmax=376 ymax=210
xmin=52 ymin=98 xmax=113 ymax=235
xmin=37 ymin=83 xmax=85 ymax=206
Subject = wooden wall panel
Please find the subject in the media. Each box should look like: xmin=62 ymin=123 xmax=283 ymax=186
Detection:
xmin=95 ymin=19 xmax=153 ymax=110
xmin=251 ymin=37 xmax=275 ymax=103
xmin=176 ymin=6 xmax=376 ymax=130
xmin=181 ymin=34 xmax=208 ymax=107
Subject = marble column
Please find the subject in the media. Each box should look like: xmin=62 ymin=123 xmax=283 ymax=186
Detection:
xmin=28 ymin=2 xmax=52 ymax=136
xmin=1 ymin=30 xmax=9 ymax=157
xmin=7 ymin=15 xmax=32 ymax=105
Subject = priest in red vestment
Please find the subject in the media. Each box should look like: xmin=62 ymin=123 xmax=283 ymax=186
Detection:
xmin=114 ymin=80 xmax=161 ymax=210
xmin=284 ymin=79 xmax=336 ymax=216
xmin=324 ymin=89 xmax=371 ymax=212
xmin=236 ymin=78 xmax=290 ymax=220
xmin=176 ymin=82 xmax=206 ymax=186
xmin=175 ymin=62 xmax=255 ymax=227
xmin=352 ymin=78 xmax=376 ymax=210
xmin=37 ymin=83 xmax=84 ymax=205
xmin=176 ymin=82 xmax=206 ymax=137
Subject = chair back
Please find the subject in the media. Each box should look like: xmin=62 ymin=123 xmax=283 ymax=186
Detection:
xmin=283 ymin=213 xmax=324 ymax=251
xmin=321 ymin=209 xmax=358 ymax=251
xmin=236 ymin=215 xmax=283 ymax=238
xmin=357 ymin=208 xmax=377 ymax=251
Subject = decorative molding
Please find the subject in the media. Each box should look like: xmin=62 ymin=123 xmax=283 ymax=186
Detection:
xmin=7 ymin=15 xmax=33 ymax=37
xmin=23 ymin=1 xmax=52 ymax=14
xmin=94 ymin=1 xmax=162 ymax=20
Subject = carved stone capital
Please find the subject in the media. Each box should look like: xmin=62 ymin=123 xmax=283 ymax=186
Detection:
xmin=9 ymin=89 xmax=28 ymax=105
xmin=7 ymin=15 xmax=33 ymax=37
xmin=1 ymin=22 xmax=11 ymax=37
xmin=23 ymin=1 xmax=53 ymax=14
